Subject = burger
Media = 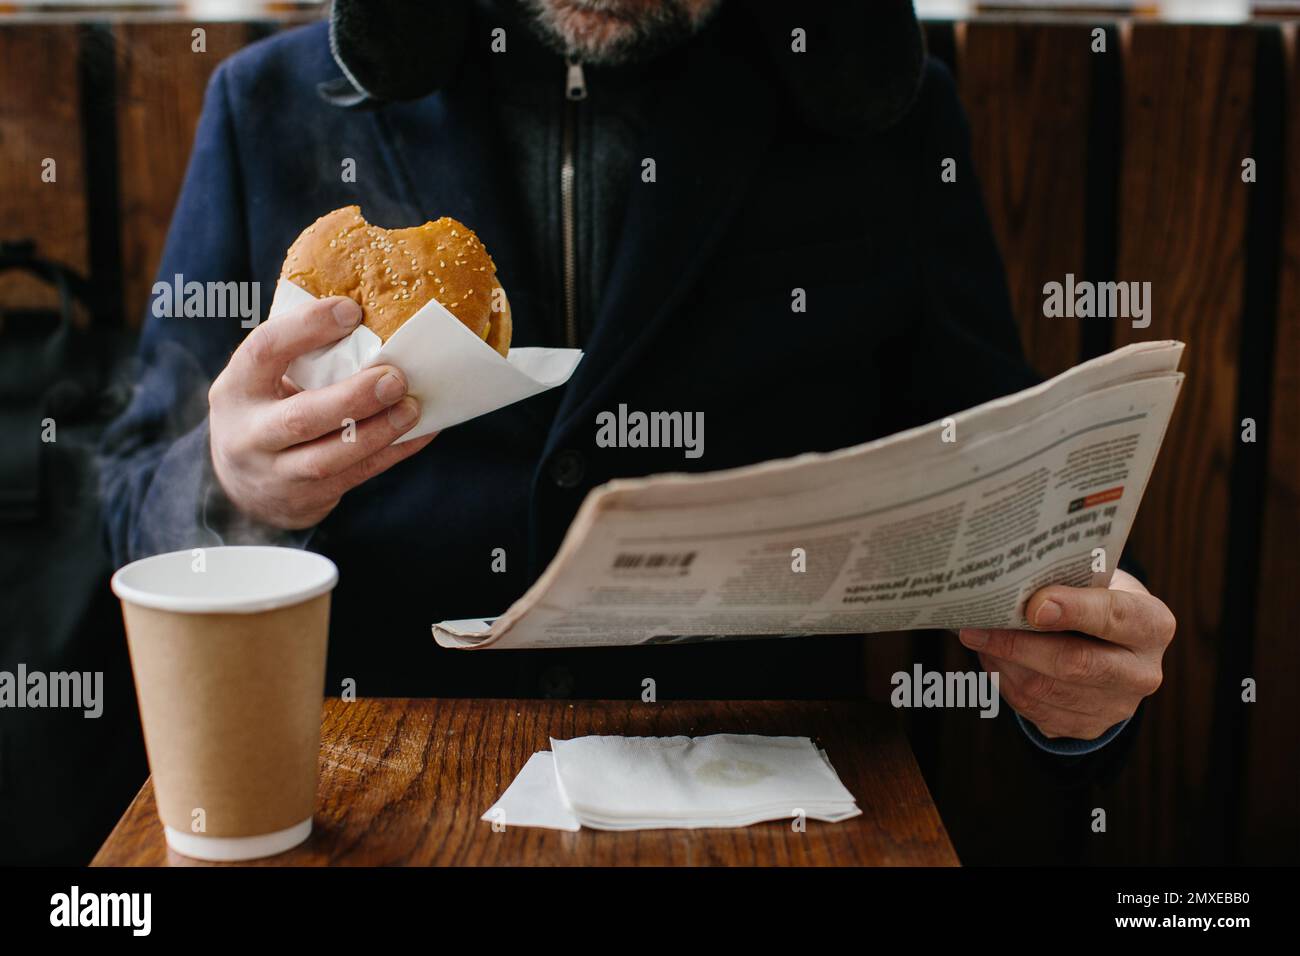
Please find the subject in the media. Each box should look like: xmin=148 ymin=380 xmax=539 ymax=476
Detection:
xmin=280 ymin=205 xmax=511 ymax=356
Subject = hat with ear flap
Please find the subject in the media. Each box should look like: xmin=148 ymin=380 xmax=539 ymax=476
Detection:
xmin=318 ymin=0 xmax=471 ymax=108
xmin=743 ymin=0 xmax=926 ymax=137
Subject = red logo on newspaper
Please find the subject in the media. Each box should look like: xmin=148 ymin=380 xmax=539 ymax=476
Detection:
xmin=1067 ymin=486 xmax=1124 ymax=513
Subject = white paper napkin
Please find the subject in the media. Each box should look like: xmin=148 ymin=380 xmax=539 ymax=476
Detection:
xmin=268 ymin=278 xmax=583 ymax=442
xmin=551 ymin=734 xmax=861 ymax=830
xmin=482 ymin=735 xmax=861 ymax=832
xmin=480 ymin=752 xmax=581 ymax=832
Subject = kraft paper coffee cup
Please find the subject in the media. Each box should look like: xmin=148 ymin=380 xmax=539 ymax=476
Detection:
xmin=111 ymin=546 xmax=337 ymax=862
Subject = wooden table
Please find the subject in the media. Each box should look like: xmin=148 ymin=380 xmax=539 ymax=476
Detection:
xmin=92 ymin=698 xmax=957 ymax=866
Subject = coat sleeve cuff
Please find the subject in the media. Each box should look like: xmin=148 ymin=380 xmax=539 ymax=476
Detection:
xmin=1015 ymin=711 xmax=1130 ymax=756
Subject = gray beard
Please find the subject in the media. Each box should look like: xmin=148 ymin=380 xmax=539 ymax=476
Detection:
xmin=517 ymin=0 xmax=720 ymax=66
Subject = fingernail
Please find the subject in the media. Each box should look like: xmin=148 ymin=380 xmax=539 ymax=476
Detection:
xmin=388 ymin=397 xmax=419 ymax=430
xmin=375 ymin=371 xmax=405 ymax=405
xmin=1035 ymin=600 xmax=1063 ymax=628
xmin=333 ymin=298 xmax=362 ymax=329
xmin=960 ymin=628 xmax=988 ymax=648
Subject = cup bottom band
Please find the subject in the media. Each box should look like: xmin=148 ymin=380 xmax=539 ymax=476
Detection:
xmin=163 ymin=818 xmax=312 ymax=862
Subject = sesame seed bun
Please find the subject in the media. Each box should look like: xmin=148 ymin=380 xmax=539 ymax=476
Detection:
xmin=280 ymin=205 xmax=511 ymax=356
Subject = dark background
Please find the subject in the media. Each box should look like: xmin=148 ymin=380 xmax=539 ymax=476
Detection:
xmin=0 ymin=3 xmax=1296 ymax=864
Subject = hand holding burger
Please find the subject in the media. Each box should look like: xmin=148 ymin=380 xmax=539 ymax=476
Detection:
xmin=209 ymin=206 xmax=508 ymax=530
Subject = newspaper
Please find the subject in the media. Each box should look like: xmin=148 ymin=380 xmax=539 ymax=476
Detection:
xmin=433 ymin=341 xmax=1185 ymax=650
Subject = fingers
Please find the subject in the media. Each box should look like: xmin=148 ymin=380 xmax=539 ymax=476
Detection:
xmin=957 ymin=578 xmax=1175 ymax=742
xmin=276 ymin=396 xmax=423 ymax=483
xmin=206 ymin=295 xmax=436 ymax=530
xmin=979 ymin=654 xmax=1119 ymax=739
xmin=960 ymin=626 xmax=1134 ymax=690
xmin=981 ymin=653 xmax=1139 ymax=739
xmin=256 ymin=365 xmax=408 ymax=450
xmin=1106 ymin=567 xmax=1149 ymax=595
xmin=331 ymin=430 xmax=438 ymax=492
xmin=1026 ymin=584 xmax=1176 ymax=651
xmin=981 ymin=655 xmax=1116 ymax=720
xmin=276 ymin=375 xmax=302 ymax=399
xmin=226 ymin=296 xmax=363 ymax=396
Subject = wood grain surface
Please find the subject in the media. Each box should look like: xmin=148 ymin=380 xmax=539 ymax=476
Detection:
xmin=91 ymin=698 xmax=958 ymax=867
xmin=959 ymin=20 xmax=1093 ymax=378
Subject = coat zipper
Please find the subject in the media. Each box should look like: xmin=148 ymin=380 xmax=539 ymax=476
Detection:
xmin=561 ymin=57 xmax=586 ymax=348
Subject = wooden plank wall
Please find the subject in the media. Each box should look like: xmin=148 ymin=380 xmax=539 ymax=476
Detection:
xmin=960 ymin=20 xmax=1093 ymax=378
xmin=0 ymin=25 xmax=87 ymax=318
xmin=1240 ymin=22 xmax=1300 ymax=866
xmin=917 ymin=18 xmax=1299 ymax=865
xmin=0 ymin=18 xmax=298 ymax=327
xmin=115 ymin=22 xmax=255 ymax=326
xmin=1107 ymin=22 xmax=1255 ymax=866
xmin=0 ymin=15 xmax=1294 ymax=864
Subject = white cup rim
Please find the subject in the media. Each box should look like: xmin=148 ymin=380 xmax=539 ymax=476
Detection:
xmin=111 ymin=546 xmax=338 ymax=615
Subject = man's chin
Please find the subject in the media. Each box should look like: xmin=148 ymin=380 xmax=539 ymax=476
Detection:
xmin=551 ymin=7 xmax=642 ymax=55
xmin=521 ymin=0 xmax=719 ymax=67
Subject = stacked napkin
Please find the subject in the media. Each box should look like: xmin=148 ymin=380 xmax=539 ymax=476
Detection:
xmin=482 ymin=734 xmax=860 ymax=832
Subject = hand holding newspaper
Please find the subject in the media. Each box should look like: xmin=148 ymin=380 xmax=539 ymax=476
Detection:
xmin=434 ymin=342 xmax=1184 ymax=649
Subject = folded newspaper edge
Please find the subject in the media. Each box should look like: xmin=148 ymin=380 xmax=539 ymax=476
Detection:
xmin=435 ymin=341 xmax=1185 ymax=650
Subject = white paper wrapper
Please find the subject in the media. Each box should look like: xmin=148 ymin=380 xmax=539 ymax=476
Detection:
xmin=269 ymin=278 xmax=583 ymax=442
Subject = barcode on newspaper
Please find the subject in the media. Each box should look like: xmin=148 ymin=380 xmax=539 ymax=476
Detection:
xmin=613 ymin=552 xmax=697 ymax=569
